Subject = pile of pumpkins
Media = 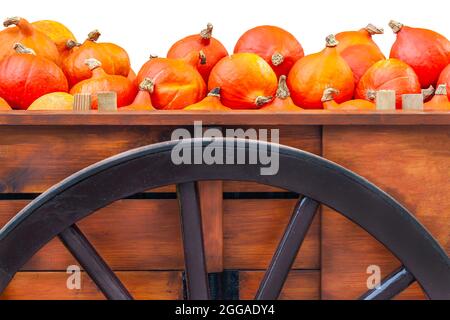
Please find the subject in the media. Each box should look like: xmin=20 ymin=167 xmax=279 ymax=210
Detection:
xmin=0 ymin=17 xmax=449 ymax=112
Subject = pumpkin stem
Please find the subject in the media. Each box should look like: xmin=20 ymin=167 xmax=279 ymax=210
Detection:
xmin=255 ymin=95 xmax=273 ymax=106
xmin=365 ymin=24 xmax=384 ymax=35
xmin=199 ymin=50 xmax=207 ymax=65
xmin=207 ymin=87 xmax=221 ymax=98
xmin=272 ymin=52 xmax=285 ymax=66
xmin=321 ymin=87 xmax=340 ymax=102
xmin=149 ymin=54 xmax=159 ymax=60
xmin=422 ymin=85 xmax=435 ymax=100
xmin=139 ymin=78 xmax=155 ymax=93
xmin=325 ymin=34 xmax=339 ymax=47
xmin=85 ymin=58 xmax=102 ymax=70
xmin=388 ymin=20 xmax=403 ymax=33
xmin=200 ymin=23 xmax=213 ymax=40
xmin=366 ymin=89 xmax=376 ymax=101
xmin=4 ymin=16 xmax=33 ymax=35
xmin=3 ymin=16 xmax=21 ymax=27
xmin=435 ymin=84 xmax=447 ymax=95
xmin=276 ymin=75 xmax=290 ymax=99
xmin=87 ymin=29 xmax=101 ymax=42
xmin=13 ymin=43 xmax=36 ymax=55
xmin=66 ymin=39 xmax=81 ymax=50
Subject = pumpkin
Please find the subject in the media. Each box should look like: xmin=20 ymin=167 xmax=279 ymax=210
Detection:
xmin=70 ymin=58 xmax=137 ymax=109
xmin=287 ymin=35 xmax=354 ymax=109
xmin=127 ymin=69 xmax=137 ymax=83
xmin=424 ymin=84 xmax=450 ymax=111
xmin=322 ymin=88 xmax=375 ymax=110
xmin=119 ymin=78 xmax=155 ymax=111
xmin=0 ymin=97 xmax=11 ymax=110
xmin=0 ymin=43 xmax=68 ymax=110
xmin=208 ymin=53 xmax=277 ymax=109
xmin=389 ymin=20 xmax=450 ymax=88
xmin=234 ymin=25 xmax=304 ymax=78
xmin=62 ymin=30 xmax=131 ymax=87
xmin=0 ymin=16 xmax=60 ymax=65
xmin=260 ymin=75 xmax=302 ymax=111
xmin=31 ymin=20 xmax=77 ymax=57
xmin=422 ymin=85 xmax=435 ymax=102
xmin=437 ymin=64 xmax=450 ymax=99
xmin=355 ymin=58 xmax=421 ymax=109
xmin=336 ymin=24 xmax=385 ymax=84
xmin=184 ymin=87 xmax=230 ymax=111
xmin=167 ymin=23 xmax=228 ymax=82
xmin=136 ymin=53 xmax=206 ymax=110
xmin=28 ymin=92 xmax=74 ymax=110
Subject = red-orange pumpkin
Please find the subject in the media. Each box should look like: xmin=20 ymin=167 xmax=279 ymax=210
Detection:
xmin=234 ymin=25 xmax=304 ymax=78
xmin=424 ymin=84 xmax=450 ymax=111
xmin=389 ymin=20 xmax=450 ymax=88
xmin=136 ymin=52 xmax=206 ymax=110
xmin=322 ymin=87 xmax=375 ymax=110
xmin=184 ymin=87 xmax=231 ymax=111
xmin=70 ymin=58 xmax=137 ymax=109
xmin=0 ymin=43 xmax=68 ymax=109
xmin=62 ymin=30 xmax=131 ymax=87
xmin=355 ymin=58 xmax=421 ymax=109
xmin=167 ymin=23 xmax=228 ymax=82
xmin=260 ymin=76 xmax=302 ymax=111
xmin=287 ymin=35 xmax=354 ymax=109
xmin=208 ymin=53 xmax=278 ymax=109
xmin=0 ymin=97 xmax=11 ymax=110
xmin=119 ymin=78 xmax=155 ymax=111
xmin=437 ymin=64 xmax=450 ymax=99
xmin=0 ymin=16 xmax=60 ymax=65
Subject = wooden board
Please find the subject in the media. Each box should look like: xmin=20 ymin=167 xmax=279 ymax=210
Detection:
xmin=0 ymin=271 xmax=182 ymax=300
xmin=321 ymin=125 xmax=450 ymax=299
xmin=239 ymin=271 xmax=320 ymax=300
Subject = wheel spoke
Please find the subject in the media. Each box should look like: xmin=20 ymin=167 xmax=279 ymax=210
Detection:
xmin=177 ymin=182 xmax=210 ymax=300
xmin=359 ymin=266 xmax=415 ymax=300
xmin=256 ymin=197 xmax=319 ymax=300
xmin=59 ymin=224 xmax=133 ymax=300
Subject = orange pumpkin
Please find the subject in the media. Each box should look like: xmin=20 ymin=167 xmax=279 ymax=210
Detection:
xmin=136 ymin=53 xmax=206 ymax=110
xmin=62 ymin=30 xmax=131 ymax=87
xmin=355 ymin=58 xmax=421 ymax=109
xmin=119 ymin=78 xmax=155 ymax=111
xmin=0 ymin=43 xmax=68 ymax=110
xmin=184 ymin=87 xmax=230 ymax=111
xmin=208 ymin=53 xmax=277 ymax=109
xmin=0 ymin=97 xmax=11 ymax=110
xmin=260 ymin=76 xmax=302 ymax=111
xmin=234 ymin=25 xmax=304 ymax=78
xmin=336 ymin=24 xmax=384 ymax=50
xmin=437 ymin=64 xmax=450 ymax=99
xmin=31 ymin=20 xmax=76 ymax=57
xmin=28 ymin=92 xmax=74 ymax=110
xmin=167 ymin=23 xmax=228 ymax=82
xmin=70 ymin=58 xmax=137 ymax=109
xmin=0 ymin=16 xmax=60 ymax=65
xmin=322 ymin=88 xmax=375 ymax=110
xmin=424 ymin=84 xmax=450 ymax=111
xmin=287 ymin=35 xmax=354 ymax=109
xmin=389 ymin=20 xmax=450 ymax=88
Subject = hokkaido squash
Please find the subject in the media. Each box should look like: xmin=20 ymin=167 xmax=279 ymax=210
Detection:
xmin=0 ymin=43 xmax=68 ymax=110
xmin=167 ymin=23 xmax=228 ymax=82
xmin=424 ymin=84 xmax=450 ymax=111
xmin=260 ymin=76 xmax=302 ymax=111
xmin=184 ymin=87 xmax=230 ymax=111
xmin=208 ymin=53 xmax=277 ymax=109
xmin=28 ymin=92 xmax=74 ymax=110
xmin=234 ymin=25 xmax=304 ymax=78
xmin=287 ymin=35 xmax=354 ymax=109
xmin=62 ymin=30 xmax=131 ymax=87
xmin=0 ymin=16 xmax=60 ymax=65
xmin=31 ymin=20 xmax=77 ymax=57
xmin=136 ymin=53 xmax=206 ymax=110
xmin=322 ymin=88 xmax=375 ymax=110
xmin=0 ymin=97 xmax=11 ymax=110
xmin=70 ymin=58 xmax=137 ymax=109
xmin=119 ymin=78 xmax=155 ymax=111
xmin=437 ymin=64 xmax=450 ymax=99
xmin=389 ymin=20 xmax=450 ymax=88
xmin=355 ymin=58 xmax=421 ymax=109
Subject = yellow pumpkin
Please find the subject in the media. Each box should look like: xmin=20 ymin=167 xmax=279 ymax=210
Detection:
xmin=28 ymin=92 xmax=74 ymax=110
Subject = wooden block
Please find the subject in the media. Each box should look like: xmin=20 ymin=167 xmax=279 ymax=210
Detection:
xmin=402 ymin=94 xmax=424 ymax=111
xmin=73 ymin=93 xmax=91 ymax=111
xmin=376 ymin=90 xmax=396 ymax=110
xmin=97 ymin=91 xmax=117 ymax=112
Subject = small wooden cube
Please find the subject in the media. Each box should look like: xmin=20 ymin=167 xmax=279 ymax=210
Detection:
xmin=402 ymin=94 xmax=424 ymax=111
xmin=376 ymin=90 xmax=396 ymax=110
xmin=98 ymin=92 xmax=117 ymax=112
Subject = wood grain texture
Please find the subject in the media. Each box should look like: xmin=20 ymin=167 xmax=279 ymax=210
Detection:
xmin=321 ymin=125 xmax=450 ymax=299
xmin=224 ymin=200 xmax=320 ymax=270
xmin=0 ymin=271 xmax=182 ymax=300
xmin=239 ymin=271 xmax=320 ymax=300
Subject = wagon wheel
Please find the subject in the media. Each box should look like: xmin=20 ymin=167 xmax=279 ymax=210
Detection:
xmin=0 ymin=138 xmax=448 ymax=300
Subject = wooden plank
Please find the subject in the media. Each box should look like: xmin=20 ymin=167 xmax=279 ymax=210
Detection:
xmin=0 ymin=271 xmax=182 ymax=300
xmin=321 ymin=125 xmax=450 ymax=299
xmin=239 ymin=271 xmax=320 ymax=300
xmin=224 ymin=200 xmax=320 ymax=270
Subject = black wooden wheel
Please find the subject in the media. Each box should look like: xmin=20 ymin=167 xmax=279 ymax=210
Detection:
xmin=0 ymin=138 xmax=448 ymax=300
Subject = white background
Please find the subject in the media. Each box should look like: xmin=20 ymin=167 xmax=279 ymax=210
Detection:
xmin=2 ymin=0 xmax=449 ymax=71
